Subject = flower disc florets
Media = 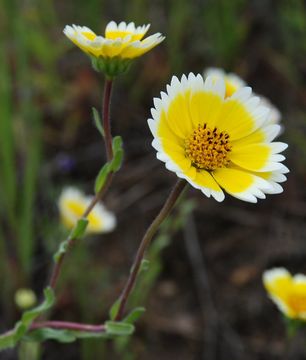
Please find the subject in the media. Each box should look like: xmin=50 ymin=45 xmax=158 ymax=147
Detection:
xmin=148 ymin=73 xmax=289 ymax=203
xmin=185 ymin=124 xmax=231 ymax=171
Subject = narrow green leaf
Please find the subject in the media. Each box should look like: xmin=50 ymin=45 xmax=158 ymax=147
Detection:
xmin=139 ymin=259 xmax=150 ymax=273
xmin=0 ymin=330 xmax=16 ymax=349
xmin=130 ymin=258 xmax=150 ymax=276
xmin=0 ymin=287 xmax=55 ymax=350
xmin=105 ymin=321 xmax=134 ymax=336
xmin=24 ymin=328 xmax=76 ymax=343
xmin=54 ymin=219 xmax=88 ymax=262
xmin=94 ymin=163 xmax=111 ymax=193
xmin=112 ymin=136 xmax=123 ymax=152
xmin=92 ymin=107 xmax=104 ymax=137
xmin=24 ymin=327 xmax=110 ymax=343
xmin=53 ymin=239 xmax=69 ymax=263
xmin=69 ymin=218 xmax=89 ymax=240
xmin=109 ymin=299 xmax=120 ymax=321
xmin=123 ymin=307 xmax=146 ymax=325
xmin=25 ymin=322 xmax=134 ymax=344
xmin=110 ymin=149 xmax=123 ymax=172
xmin=21 ymin=288 xmax=54 ymax=323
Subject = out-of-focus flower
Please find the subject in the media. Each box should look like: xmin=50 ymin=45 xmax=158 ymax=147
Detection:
xmin=58 ymin=187 xmax=116 ymax=234
xmin=148 ymin=73 xmax=288 ymax=203
xmin=15 ymin=288 xmax=37 ymax=309
xmin=204 ymin=67 xmax=246 ymax=98
xmin=263 ymin=268 xmax=306 ymax=320
xmin=204 ymin=67 xmax=281 ymax=124
xmin=63 ymin=22 xmax=165 ymax=77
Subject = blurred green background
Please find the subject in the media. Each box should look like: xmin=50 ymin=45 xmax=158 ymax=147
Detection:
xmin=0 ymin=0 xmax=305 ymax=359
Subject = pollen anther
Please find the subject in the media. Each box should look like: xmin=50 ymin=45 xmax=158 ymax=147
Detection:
xmin=185 ymin=124 xmax=232 ymax=171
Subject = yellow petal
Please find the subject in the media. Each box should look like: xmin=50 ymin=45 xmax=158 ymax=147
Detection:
xmin=106 ymin=31 xmax=142 ymax=41
xmin=232 ymin=127 xmax=266 ymax=146
xmin=161 ymin=139 xmax=191 ymax=172
xmin=230 ymin=144 xmax=271 ymax=171
xmin=193 ymin=170 xmax=222 ymax=191
xmin=212 ymin=167 xmax=254 ymax=193
xmin=189 ymin=90 xmax=223 ymax=129
xmin=165 ymin=91 xmax=193 ymax=138
xmin=157 ymin=109 xmax=181 ymax=143
xmin=216 ymin=98 xmax=257 ymax=140
xmin=263 ymin=269 xmax=293 ymax=300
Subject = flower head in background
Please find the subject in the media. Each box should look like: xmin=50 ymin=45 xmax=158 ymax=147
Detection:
xmin=148 ymin=73 xmax=288 ymax=203
xmin=63 ymin=22 xmax=165 ymax=77
xmin=58 ymin=187 xmax=116 ymax=234
xmin=15 ymin=288 xmax=37 ymax=310
xmin=263 ymin=268 xmax=306 ymax=320
xmin=204 ymin=67 xmax=281 ymax=124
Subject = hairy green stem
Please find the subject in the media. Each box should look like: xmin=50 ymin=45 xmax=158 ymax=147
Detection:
xmin=115 ymin=179 xmax=187 ymax=321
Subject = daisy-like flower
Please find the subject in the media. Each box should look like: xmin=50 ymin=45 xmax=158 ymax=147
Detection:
xmin=204 ymin=67 xmax=281 ymax=124
xmin=148 ymin=73 xmax=288 ymax=203
xmin=63 ymin=21 xmax=165 ymax=77
xmin=58 ymin=187 xmax=116 ymax=234
xmin=263 ymin=268 xmax=306 ymax=320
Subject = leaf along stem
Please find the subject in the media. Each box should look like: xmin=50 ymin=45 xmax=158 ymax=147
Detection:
xmin=48 ymin=78 xmax=114 ymax=290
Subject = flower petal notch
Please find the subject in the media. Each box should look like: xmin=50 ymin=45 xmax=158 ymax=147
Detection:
xmin=63 ymin=22 xmax=165 ymax=77
xmin=58 ymin=187 xmax=116 ymax=234
xmin=148 ymin=73 xmax=288 ymax=203
xmin=263 ymin=268 xmax=306 ymax=320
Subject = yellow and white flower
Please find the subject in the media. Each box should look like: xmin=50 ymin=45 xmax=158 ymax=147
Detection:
xmin=204 ymin=67 xmax=281 ymax=124
xmin=63 ymin=21 xmax=164 ymax=76
xmin=148 ymin=73 xmax=288 ymax=203
xmin=58 ymin=187 xmax=116 ymax=234
xmin=263 ymin=268 xmax=306 ymax=320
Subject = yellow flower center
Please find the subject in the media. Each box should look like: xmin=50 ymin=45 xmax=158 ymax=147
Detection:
xmin=288 ymin=293 xmax=306 ymax=314
xmin=185 ymin=124 xmax=232 ymax=171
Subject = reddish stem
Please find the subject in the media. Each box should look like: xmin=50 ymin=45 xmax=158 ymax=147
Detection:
xmin=115 ymin=179 xmax=187 ymax=321
xmin=103 ymin=78 xmax=113 ymax=161
xmin=48 ymin=79 xmax=114 ymax=291
xmin=30 ymin=321 xmax=106 ymax=333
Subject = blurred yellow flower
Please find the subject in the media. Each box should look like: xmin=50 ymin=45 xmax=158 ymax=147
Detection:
xmin=263 ymin=268 xmax=306 ymax=320
xmin=15 ymin=288 xmax=37 ymax=309
xmin=58 ymin=187 xmax=116 ymax=234
xmin=204 ymin=67 xmax=281 ymax=124
xmin=148 ymin=73 xmax=288 ymax=202
xmin=63 ymin=21 xmax=165 ymax=77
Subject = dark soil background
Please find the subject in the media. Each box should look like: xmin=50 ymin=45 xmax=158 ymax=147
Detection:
xmin=1 ymin=0 xmax=306 ymax=359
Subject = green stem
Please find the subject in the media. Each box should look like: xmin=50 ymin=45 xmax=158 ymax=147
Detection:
xmin=115 ymin=179 xmax=187 ymax=321
xmin=103 ymin=78 xmax=113 ymax=161
xmin=48 ymin=78 xmax=114 ymax=290
xmin=49 ymin=165 xmax=113 ymax=291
